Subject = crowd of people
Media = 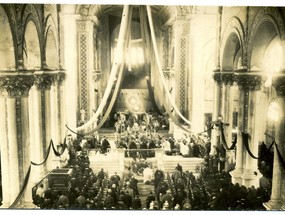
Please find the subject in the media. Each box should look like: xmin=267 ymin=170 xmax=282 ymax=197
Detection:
xmin=34 ymin=108 xmax=272 ymax=210
xmin=32 ymin=144 xmax=271 ymax=210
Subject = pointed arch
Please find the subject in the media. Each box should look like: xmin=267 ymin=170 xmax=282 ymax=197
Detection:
xmin=0 ymin=5 xmax=16 ymax=70
xmin=220 ymin=16 xmax=245 ymax=70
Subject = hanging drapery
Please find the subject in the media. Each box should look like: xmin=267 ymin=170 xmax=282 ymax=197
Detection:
xmin=146 ymin=78 xmax=163 ymax=115
xmin=9 ymin=138 xmax=68 ymax=208
xmin=67 ymin=6 xmax=133 ymax=136
xmin=274 ymin=141 xmax=285 ymax=171
xmin=220 ymin=123 xmax=237 ymax=150
xmin=74 ymin=5 xmax=132 ymax=132
xmin=146 ymin=5 xmax=192 ymax=127
xmin=9 ymin=165 xmax=31 ymax=208
xmin=241 ymin=132 xmax=259 ymax=159
xmin=31 ymin=140 xmax=53 ymax=166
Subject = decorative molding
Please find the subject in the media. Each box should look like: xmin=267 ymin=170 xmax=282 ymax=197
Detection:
xmin=0 ymin=75 xmax=35 ymax=97
xmin=179 ymin=37 xmax=187 ymax=114
xmin=79 ymin=33 xmax=88 ymax=112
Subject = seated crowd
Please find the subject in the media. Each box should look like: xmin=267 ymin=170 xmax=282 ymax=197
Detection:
xmin=32 ymin=145 xmax=271 ymax=210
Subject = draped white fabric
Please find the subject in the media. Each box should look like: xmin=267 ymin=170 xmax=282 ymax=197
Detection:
xmin=75 ymin=5 xmax=132 ymax=132
xmin=145 ymin=5 xmax=192 ymax=127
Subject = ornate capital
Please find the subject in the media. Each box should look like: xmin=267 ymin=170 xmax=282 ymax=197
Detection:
xmin=92 ymin=70 xmax=102 ymax=82
xmin=163 ymin=67 xmax=175 ymax=80
xmin=222 ymin=72 xmax=235 ymax=86
xmin=213 ymin=69 xmax=222 ymax=84
xmin=0 ymin=75 xmax=34 ymax=97
xmin=77 ymin=20 xmax=87 ymax=31
xmin=234 ymin=72 xmax=262 ymax=91
xmin=51 ymin=72 xmax=66 ymax=86
xmin=272 ymin=74 xmax=285 ymax=97
xmin=34 ymin=74 xmax=54 ymax=90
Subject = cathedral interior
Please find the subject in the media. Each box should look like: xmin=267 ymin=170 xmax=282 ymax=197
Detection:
xmin=0 ymin=3 xmax=285 ymax=210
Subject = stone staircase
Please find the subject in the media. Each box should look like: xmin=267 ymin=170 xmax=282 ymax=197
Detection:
xmin=88 ymin=151 xmax=121 ymax=176
xmin=162 ymin=156 xmax=204 ymax=174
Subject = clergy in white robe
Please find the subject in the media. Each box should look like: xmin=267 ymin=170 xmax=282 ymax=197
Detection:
xmin=143 ymin=166 xmax=153 ymax=183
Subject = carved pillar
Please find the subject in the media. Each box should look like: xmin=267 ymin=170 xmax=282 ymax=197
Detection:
xmin=173 ymin=18 xmax=190 ymax=118
xmin=50 ymin=72 xmax=66 ymax=168
xmin=77 ymin=17 xmax=96 ymax=123
xmin=233 ymin=71 xmax=262 ymax=187
xmin=264 ymin=76 xmax=285 ymax=210
xmin=210 ymin=70 xmax=222 ymax=156
xmin=0 ymin=96 xmax=9 ymax=208
xmin=221 ymin=72 xmax=235 ymax=171
xmin=0 ymin=74 xmax=34 ymax=207
xmin=32 ymin=73 xmax=54 ymax=176
xmin=58 ymin=72 xmax=66 ymax=141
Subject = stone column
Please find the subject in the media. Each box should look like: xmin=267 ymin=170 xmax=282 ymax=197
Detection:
xmin=50 ymin=72 xmax=66 ymax=169
xmin=234 ymin=71 xmax=262 ymax=187
xmin=0 ymin=74 xmax=34 ymax=207
xmin=77 ymin=17 xmax=97 ymax=122
xmin=264 ymin=76 xmax=285 ymax=210
xmin=210 ymin=70 xmax=222 ymax=155
xmin=221 ymin=72 xmax=235 ymax=171
xmin=173 ymin=18 xmax=190 ymax=118
xmin=33 ymin=73 xmax=54 ymax=174
xmin=229 ymin=71 xmax=246 ymax=185
xmin=57 ymin=72 xmax=66 ymax=141
xmin=0 ymin=96 xmax=10 ymax=208
xmin=7 ymin=97 xmax=20 ymax=204
xmin=44 ymin=77 xmax=53 ymax=172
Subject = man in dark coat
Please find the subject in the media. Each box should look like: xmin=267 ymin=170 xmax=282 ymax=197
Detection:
xmin=101 ymin=136 xmax=110 ymax=154
xmin=122 ymin=190 xmax=133 ymax=209
xmin=154 ymin=168 xmax=164 ymax=189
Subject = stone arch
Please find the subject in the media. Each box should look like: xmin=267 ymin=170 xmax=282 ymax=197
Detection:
xmin=248 ymin=7 xmax=285 ymax=70
xmin=23 ymin=20 xmax=41 ymax=69
xmin=21 ymin=4 xmax=44 ymax=69
xmin=44 ymin=15 xmax=59 ymax=69
xmin=220 ymin=16 xmax=245 ymax=70
xmin=0 ymin=5 xmax=16 ymax=70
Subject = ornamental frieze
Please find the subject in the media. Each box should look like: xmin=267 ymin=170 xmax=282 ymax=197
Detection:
xmin=0 ymin=75 xmax=35 ymax=97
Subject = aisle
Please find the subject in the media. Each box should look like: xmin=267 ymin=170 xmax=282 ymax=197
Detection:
xmin=137 ymin=177 xmax=155 ymax=209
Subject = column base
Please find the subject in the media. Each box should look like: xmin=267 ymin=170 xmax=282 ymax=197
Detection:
xmin=230 ymin=168 xmax=243 ymax=185
xmin=241 ymin=169 xmax=261 ymax=188
xmin=17 ymin=201 xmax=38 ymax=209
xmin=263 ymin=199 xmax=282 ymax=210
xmin=0 ymin=202 xmax=10 ymax=208
xmin=281 ymin=204 xmax=285 ymax=210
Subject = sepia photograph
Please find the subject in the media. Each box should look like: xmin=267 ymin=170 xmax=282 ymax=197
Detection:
xmin=0 ymin=0 xmax=284 ymax=211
